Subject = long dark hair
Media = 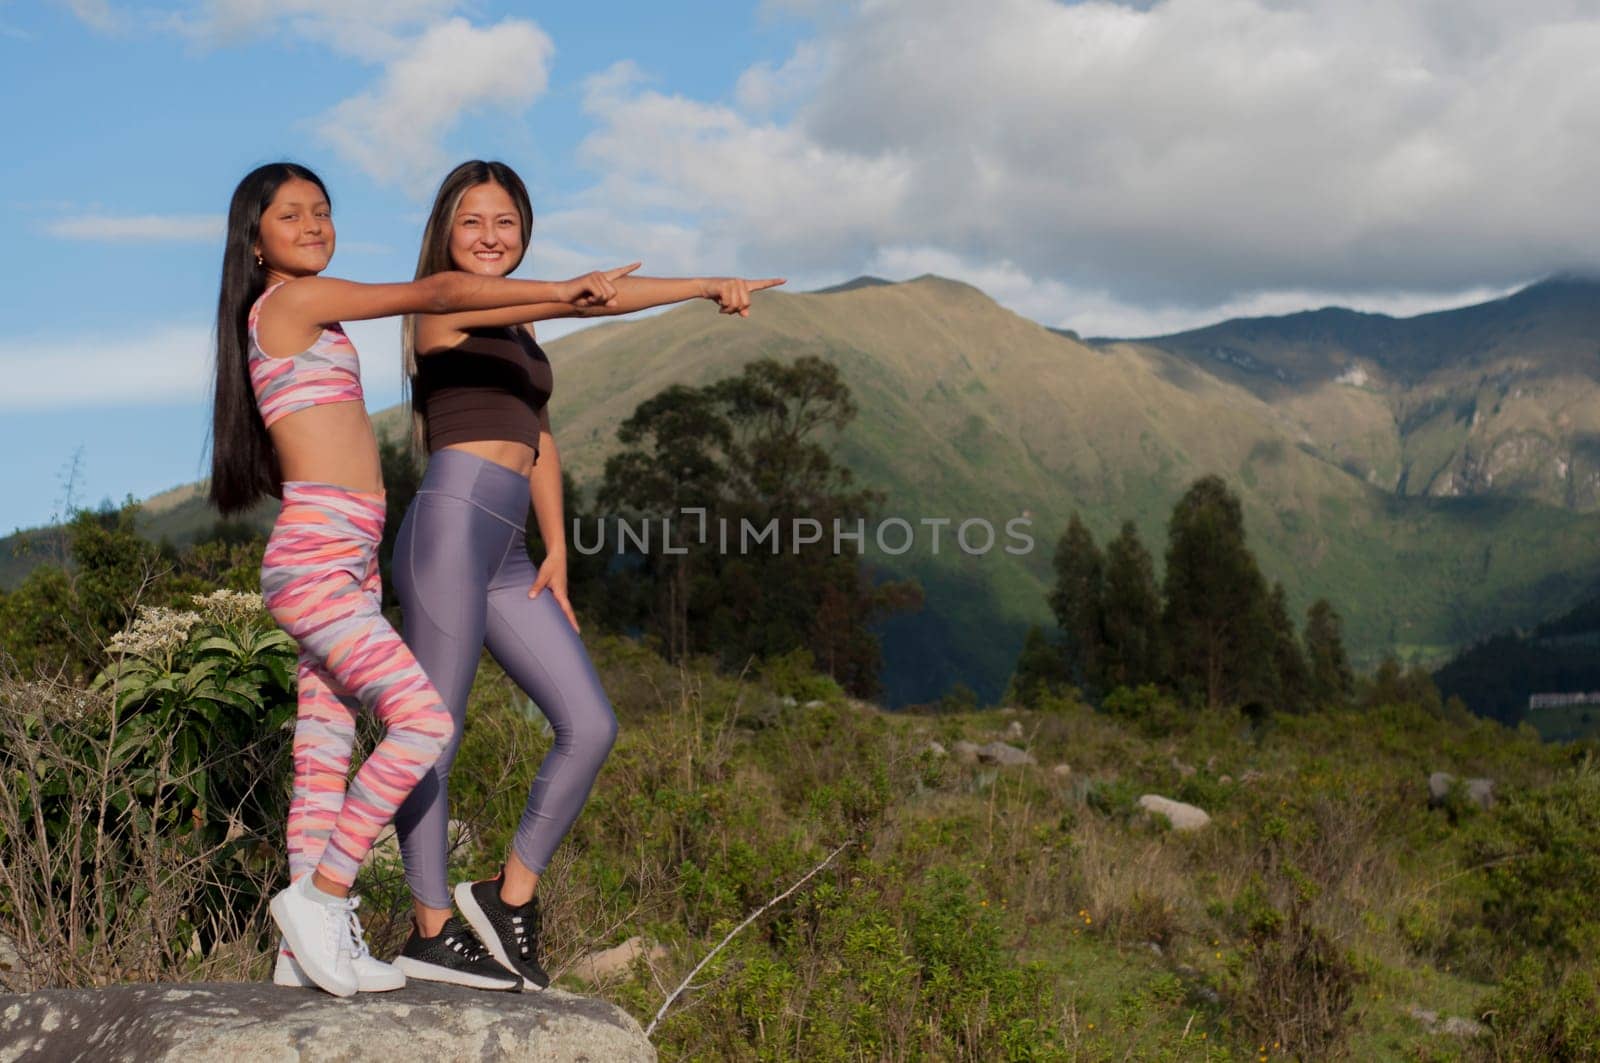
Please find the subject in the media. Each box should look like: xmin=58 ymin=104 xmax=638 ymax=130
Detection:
xmin=402 ymin=160 xmax=534 ymax=453
xmin=208 ymin=162 xmax=330 ymax=514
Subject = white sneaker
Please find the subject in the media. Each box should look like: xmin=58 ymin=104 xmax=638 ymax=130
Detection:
xmin=273 ymin=895 xmax=405 ymax=993
xmin=269 ymin=876 xmax=357 ymax=997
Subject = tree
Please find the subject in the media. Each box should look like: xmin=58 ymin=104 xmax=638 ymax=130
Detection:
xmin=1098 ymin=520 xmax=1164 ymax=691
xmin=1266 ymin=582 xmax=1310 ymax=711
xmin=1162 ymin=476 xmax=1275 ymax=709
xmin=1304 ymin=598 xmax=1354 ymax=708
xmin=1007 ymin=624 xmax=1075 ymax=708
xmin=1048 ymin=514 xmax=1105 ymax=691
xmin=597 ymin=357 xmax=917 ymax=698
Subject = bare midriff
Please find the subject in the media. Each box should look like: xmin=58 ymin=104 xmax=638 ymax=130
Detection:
xmin=268 ymin=402 xmax=385 ymax=493
xmin=442 ymin=439 xmax=537 ymax=478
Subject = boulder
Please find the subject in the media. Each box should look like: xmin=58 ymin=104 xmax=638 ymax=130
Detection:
xmin=952 ymin=740 xmax=983 ymax=763
xmin=0 ymin=981 xmax=655 ymax=1061
xmin=570 ymin=937 xmax=670 ymax=984
xmin=976 ymin=742 xmax=1035 ymax=767
xmin=1428 ymin=772 xmax=1495 ymax=810
xmin=1137 ymin=795 xmax=1211 ymax=832
xmin=1052 ymin=763 xmax=1071 ymax=778
xmin=1002 ymin=720 xmax=1024 ymax=740
xmin=926 ymin=741 xmax=948 ymax=758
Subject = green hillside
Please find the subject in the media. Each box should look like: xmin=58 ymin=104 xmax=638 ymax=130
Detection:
xmin=8 ymin=275 xmax=1600 ymax=707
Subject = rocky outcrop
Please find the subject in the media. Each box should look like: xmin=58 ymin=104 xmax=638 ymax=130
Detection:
xmin=0 ymin=980 xmax=655 ymax=1062
xmin=975 ymin=742 xmax=1035 ymax=767
xmin=1137 ymin=795 xmax=1211 ymax=832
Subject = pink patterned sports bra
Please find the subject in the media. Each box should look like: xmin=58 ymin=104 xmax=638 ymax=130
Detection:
xmin=247 ymin=281 xmax=365 ymax=427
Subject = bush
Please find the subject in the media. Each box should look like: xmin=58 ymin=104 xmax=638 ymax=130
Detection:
xmin=0 ymin=590 xmax=294 ymax=989
xmin=1479 ymin=955 xmax=1600 ymax=1061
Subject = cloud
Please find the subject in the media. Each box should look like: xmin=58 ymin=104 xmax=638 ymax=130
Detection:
xmin=314 ymin=17 xmax=554 ymax=191
xmin=0 ymin=324 xmax=214 ymax=410
xmin=170 ymin=0 xmax=461 ymax=58
xmin=58 ymin=0 xmax=122 ymax=32
xmin=864 ymin=245 xmax=1521 ymax=338
xmin=45 ymin=214 xmax=223 ymax=241
xmin=0 ymin=316 xmax=407 ymax=412
xmin=576 ymin=0 xmax=1600 ymax=310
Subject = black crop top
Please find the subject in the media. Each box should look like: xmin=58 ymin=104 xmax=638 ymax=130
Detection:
xmin=414 ymin=326 xmax=554 ymax=458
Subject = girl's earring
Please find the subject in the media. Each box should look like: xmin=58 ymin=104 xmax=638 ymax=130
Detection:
xmin=255 ymin=252 xmax=263 ymax=267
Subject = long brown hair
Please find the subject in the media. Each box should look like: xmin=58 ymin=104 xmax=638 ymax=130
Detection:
xmin=402 ymin=160 xmax=535 ymax=453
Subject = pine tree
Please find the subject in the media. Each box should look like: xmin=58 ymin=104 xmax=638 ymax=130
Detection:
xmin=1099 ymin=520 xmax=1164 ymax=690
xmin=1007 ymin=624 xmax=1074 ymax=708
xmin=1304 ymin=598 xmax=1354 ymax=708
xmin=1048 ymin=513 xmax=1105 ymax=690
xmin=1162 ymin=476 xmax=1274 ymax=709
xmin=1266 ymin=581 xmax=1311 ymax=711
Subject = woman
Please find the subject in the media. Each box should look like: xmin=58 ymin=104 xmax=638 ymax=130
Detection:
xmin=208 ymin=161 xmax=633 ymax=997
xmin=388 ymin=159 xmax=783 ymax=989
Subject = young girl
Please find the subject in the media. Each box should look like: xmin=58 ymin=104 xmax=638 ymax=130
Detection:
xmin=208 ymin=161 xmax=634 ymax=997
xmin=388 ymin=159 xmax=783 ymax=989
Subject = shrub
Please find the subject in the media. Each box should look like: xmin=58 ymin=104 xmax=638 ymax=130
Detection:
xmin=0 ymin=590 xmax=294 ymax=989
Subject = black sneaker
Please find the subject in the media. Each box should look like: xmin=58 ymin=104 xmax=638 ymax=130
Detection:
xmin=455 ymin=877 xmax=550 ymax=990
xmin=391 ymin=916 xmax=523 ymax=991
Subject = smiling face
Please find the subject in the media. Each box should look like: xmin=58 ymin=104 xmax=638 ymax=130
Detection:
xmin=254 ymin=176 xmax=335 ymax=277
xmin=448 ymin=181 xmax=525 ymax=276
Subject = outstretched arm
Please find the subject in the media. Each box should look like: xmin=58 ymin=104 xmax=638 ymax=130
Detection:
xmin=439 ymin=274 xmax=787 ymax=329
xmin=268 ymin=264 xmax=640 ymax=328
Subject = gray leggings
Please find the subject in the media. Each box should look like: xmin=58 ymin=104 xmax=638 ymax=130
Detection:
xmin=391 ymin=447 xmax=618 ymax=910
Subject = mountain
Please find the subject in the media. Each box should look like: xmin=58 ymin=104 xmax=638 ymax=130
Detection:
xmin=1112 ymin=274 xmax=1600 ymax=510
xmin=7 ymin=274 xmax=1600 ymax=709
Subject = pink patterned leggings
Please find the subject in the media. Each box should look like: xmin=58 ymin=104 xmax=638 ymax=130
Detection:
xmin=261 ymin=482 xmax=454 ymax=890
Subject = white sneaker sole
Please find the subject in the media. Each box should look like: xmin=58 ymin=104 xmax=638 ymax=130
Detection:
xmin=269 ymin=887 xmax=357 ymax=998
xmin=275 ymin=949 xmax=406 ymax=993
xmin=454 ymin=881 xmax=544 ymax=991
xmin=392 ymin=956 xmax=522 ymax=992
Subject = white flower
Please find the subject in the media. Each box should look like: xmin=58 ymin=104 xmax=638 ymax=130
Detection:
xmin=107 ymin=606 xmax=201 ymax=657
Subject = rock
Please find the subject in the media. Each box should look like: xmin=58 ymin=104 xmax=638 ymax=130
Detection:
xmin=1441 ymin=1015 xmax=1488 ymax=1038
xmin=1238 ymin=769 xmax=1265 ymax=784
xmin=779 ymin=696 xmax=798 ymax=707
xmin=0 ymin=981 xmax=655 ymax=1061
xmin=976 ymin=742 xmax=1035 ymax=767
xmin=952 ymin=740 xmax=983 ymax=763
xmin=1169 ymin=756 xmax=1196 ymax=778
xmin=1137 ymin=795 xmax=1211 ymax=832
xmin=998 ymin=706 xmax=1020 ymax=716
xmin=1218 ymin=774 xmax=1233 ymax=785
xmin=1427 ymin=772 xmax=1454 ymax=804
xmin=1052 ymin=763 xmax=1071 ymax=777
xmin=802 ymin=699 xmax=825 ymax=709
xmin=0 ymin=933 xmax=25 ymax=992
xmin=570 ymin=936 xmax=669 ymax=984
xmin=926 ymin=740 xmax=948 ymax=757
xmin=1408 ymin=1003 xmax=1441 ymax=1028
xmin=1428 ymin=772 xmax=1495 ymax=810
xmin=1003 ymin=720 xmax=1024 ymax=740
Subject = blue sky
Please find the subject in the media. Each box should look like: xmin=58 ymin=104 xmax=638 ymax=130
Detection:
xmin=2 ymin=0 xmax=1596 ymax=532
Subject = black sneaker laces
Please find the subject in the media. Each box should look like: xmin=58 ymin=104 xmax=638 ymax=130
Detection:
xmin=443 ymin=924 xmax=492 ymax=963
